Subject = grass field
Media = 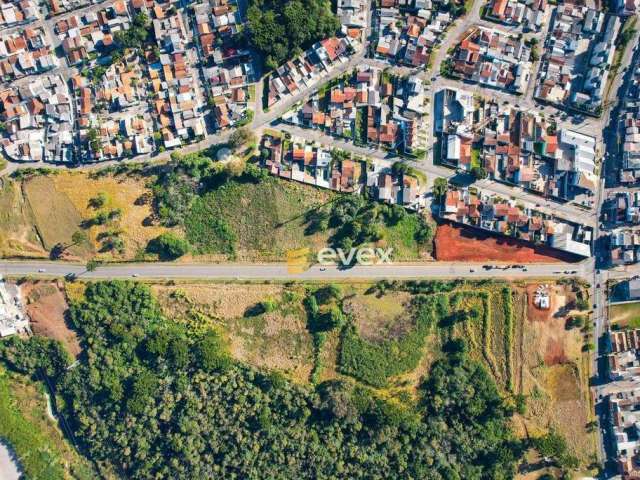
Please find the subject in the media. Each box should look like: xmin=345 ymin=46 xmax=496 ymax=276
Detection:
xmin=610 ymin=302 xmax=640 ymax=329
xmin=23 ymin=176 xmax=92 ymax=258
xmin=379 ymin=214 xmax=432 ymax=260
xmin=0 ymin=178 xmax=46 ymax=258
xmin=185 ymin=177 xmax=335 ymax=261
xmin=52 ymin=172 xmax=173 ymax=261
xmin=0 ymin=367 xmax=96 ymax=480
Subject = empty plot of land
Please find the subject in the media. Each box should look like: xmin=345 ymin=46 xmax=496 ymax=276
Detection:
xmin=153 ymin=283 xmax=314 ymax=383
xmin=515 ymin=283 xmax=596 ymax=464
xmin=343 ymin=291 xmax=413 ymax=343
xmin=21 ymin=281 xmax=81 ymax=358
xmin=434 ymin=223 xmax=578 ymax=263
xmin=52 ymin=172 xmax=172 ymax=261
xmin=0 ymin=179 xmax=45 ymax=258
xmin=610 ymin=302 xmax=640 ymax=329
xmin=23 ymin=176 xmax=90 ymax=258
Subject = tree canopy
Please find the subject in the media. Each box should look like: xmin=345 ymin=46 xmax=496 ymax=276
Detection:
xmin=0 ymin=281 xmax=521 ymax=479
xmin=246 ymin=0 xmax=340 ymax=70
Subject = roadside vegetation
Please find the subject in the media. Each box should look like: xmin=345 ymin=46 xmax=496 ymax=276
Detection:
xmin=0 ymin=281 xmax=521 ymax=478
xmin=0 ymin=277 xmax=598 ymax=477
xmin=153 ymin=151 xmax=433 ymax=262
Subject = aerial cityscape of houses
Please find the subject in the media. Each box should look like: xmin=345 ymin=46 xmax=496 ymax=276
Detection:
xmin=282 ymin=65 xmax=428 ymax=155
xmin=439 ymin=186 xmax=593 ymax=257
xmin=3 ymin=0 xmax=640 ymax=476
xmin=448 ymin=26 xmax=532 ymax=94
xmin=435 ymin=87 xmax=598 ymax=205
xmin=534 ymin=5 xmax=620 ymax=115
xmin=261 ymin=131 xmax=427 ymax=209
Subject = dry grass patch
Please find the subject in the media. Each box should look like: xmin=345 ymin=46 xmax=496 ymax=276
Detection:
xmin=23 ymin=176 xmax=90 ymax=258
xmin=343 ymin=290 xmax=413 ymax=342
xmin=0 ymin=178 xmax=45 ymax=258
xmin=52 ymin=172 xmax=172 ymax=261
xmin=610 ymin=301 xmax=640 ymax=329
xmin=152 ymin=283 xmax=314 ymax=383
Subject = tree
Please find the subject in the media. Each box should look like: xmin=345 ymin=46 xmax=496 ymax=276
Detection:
xmin=246 ymin=0 xmax=340 ymax=71
xmin=432 ymin=177 xmax=448 ymax=199
xmin=147 ymin=233 xmax=190 ymax=260
xmin=86 ymin=259 xmax=100 ymax=271
xmin=71 ymin=230 xmax=88 ymax=246
xmin=471 ymin=166 xmax=488 ymax=179
xmin=391 ymin=161 xmax=410 ymax=177
xmin=228 ymin=127 xmax=256 ymax=149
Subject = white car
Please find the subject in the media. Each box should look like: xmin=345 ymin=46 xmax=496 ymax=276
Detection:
xmin=37 ymin=268 xmax=46 ymax=273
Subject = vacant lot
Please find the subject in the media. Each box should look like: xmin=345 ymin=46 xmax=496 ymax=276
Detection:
xmin=0 ymin=178 xmax=46 ymax=258
xmin=379 ymin=214 xmax=433 ymax=261
xmin=434 ymin=223 xmax=579 ymax=263
xmin=153 ymin=283 xmax=314 ymax=383
xmin=21 ymin=281 xmax=81 ymax=358
xmin=23 ymin=176 xmax=91 ymax=259
xmin=343 ymin=290 xmax=413 ymax=342
xmin=52 ymin=172 xmax=172 ymax=261
xmin=146 ymin=278 xmax=593 ymax=469
xmin=610 ymin=302 xmax=640 ymax=329
xmin=514 ymin=282 xmax=597 ymax=467
xmin=185 ymin=177 xmax=334 ymax=261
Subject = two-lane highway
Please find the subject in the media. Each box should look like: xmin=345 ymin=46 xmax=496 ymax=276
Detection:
xmin=0 ymin=260 xmax=590 ymax=281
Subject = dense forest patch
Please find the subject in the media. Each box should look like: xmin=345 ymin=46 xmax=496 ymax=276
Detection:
xmin=246 ymin=0 xmax=340 ymax=70
xmin=0 ymin=281 xmax=522 ymax=479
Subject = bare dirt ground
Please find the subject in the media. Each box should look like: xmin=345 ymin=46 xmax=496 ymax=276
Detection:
xmin=434 ymin=223 xmax=580 ymax=263
xmin=20 ymin=281 xmax=81 ymax=358
xmin=513 ymin=283 xmax=596 ymax=467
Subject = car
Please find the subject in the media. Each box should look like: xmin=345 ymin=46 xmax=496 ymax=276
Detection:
xmin=37 ymin=268 xmax=46 ymax=273
xmin=523 ymin=268 xmax=528 ymax=272
xmin=470 ymin=269 xmax=475 ymax=272
xmin=319 ymin=267 xmax=326 ymax=271
xmin=597 ymin=283 xmax=601 ymax=288
xmin=132 ymin=273 xmax=139 ymax=278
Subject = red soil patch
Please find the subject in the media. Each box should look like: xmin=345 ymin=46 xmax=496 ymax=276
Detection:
xmin=434 ymin=223 xmax=580 ymax=263
xmin=544 ymin=337 xmax=567 ymax=365
xmin=21 ymin=281 xmax=81 ymax=358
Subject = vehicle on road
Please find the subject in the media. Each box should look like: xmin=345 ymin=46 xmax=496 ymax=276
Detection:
xmin=132 ymin=273 xmax=139 ymax=277
xmin=37 ymin=268 xmax=46 ymax=273
xmin=319 ymin=267 xmax=326 ymax=271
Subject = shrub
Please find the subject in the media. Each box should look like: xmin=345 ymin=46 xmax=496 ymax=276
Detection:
xmin=147 ymin=232 xmax=190 ymax=260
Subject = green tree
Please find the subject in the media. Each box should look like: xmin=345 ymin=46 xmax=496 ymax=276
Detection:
xmin=147 ymin=233 xmax=190 ymax=260
xmin=432 ymin=177 xmax=448 ymax=199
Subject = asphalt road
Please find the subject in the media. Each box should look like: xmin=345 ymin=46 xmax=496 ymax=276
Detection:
xmin=0 ymin=260 xmax=590 ymax=281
